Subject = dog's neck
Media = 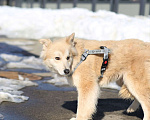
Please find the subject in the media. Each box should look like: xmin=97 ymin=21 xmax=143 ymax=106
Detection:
xmin=70 ymin=39 xmax=85 ymax=75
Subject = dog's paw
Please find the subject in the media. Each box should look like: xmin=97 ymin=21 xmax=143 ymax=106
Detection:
xmin=70 ymin=117 xmax=76 ymax=120
xmin=127 ymin=108 xmax=135 ymax=113
xmin=126 ymin=100 xmax=139 ymax=113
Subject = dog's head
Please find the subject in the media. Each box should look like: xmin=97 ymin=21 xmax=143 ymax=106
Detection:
xmin=39 ymin=33 xmax=77 ymax=76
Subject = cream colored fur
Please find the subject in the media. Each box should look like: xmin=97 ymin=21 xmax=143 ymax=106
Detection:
xmin=117 ymin=79 xmax=140 ymax=113
xmin=39 ymin=33 xmax=150 ymax=120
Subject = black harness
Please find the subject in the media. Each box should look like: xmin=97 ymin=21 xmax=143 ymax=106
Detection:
xmin=99 ymin=46 xmax=109 ymax=78
xmin=69 ymin=46 xmax=110 ymax=79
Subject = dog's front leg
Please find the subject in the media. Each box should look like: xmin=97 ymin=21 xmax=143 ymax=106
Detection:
xmin=72 ymin=77 xmax=100 ymax=120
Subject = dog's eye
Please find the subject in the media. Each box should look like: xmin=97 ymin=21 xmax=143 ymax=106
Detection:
xmin=55 ymin=57 xmax=60 ymax=60
xmin=66 ymin=56 xmax=70 ymax=60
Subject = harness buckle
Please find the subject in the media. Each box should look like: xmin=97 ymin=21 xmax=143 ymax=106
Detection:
xmin=81 ymin=50 xmax=89 ymax=61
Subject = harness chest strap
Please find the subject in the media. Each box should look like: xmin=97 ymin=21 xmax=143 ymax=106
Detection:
xmin=69 ymin=46 xmax=110 ymax=78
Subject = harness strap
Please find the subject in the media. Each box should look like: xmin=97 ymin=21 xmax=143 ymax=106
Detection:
xmin=69 ymin=46 xmax=110 ymax=78
xmin=68 ymin=49 xmax=89 ymax=77
xmin=99 ymin=46 xmax=110 ymax=78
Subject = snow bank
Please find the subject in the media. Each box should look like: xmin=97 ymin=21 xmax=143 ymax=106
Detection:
xmin=0 ymin=6 xmax=150 ymax=42
xmin=0 ymin=77 xmax=37 ymax=103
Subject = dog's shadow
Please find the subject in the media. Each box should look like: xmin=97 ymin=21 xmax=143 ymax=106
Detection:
xmin=62 ymin=99 xmax=143 ymax=120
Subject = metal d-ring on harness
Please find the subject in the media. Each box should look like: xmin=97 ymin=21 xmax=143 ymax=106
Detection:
xmin=69 ymin=46 xmax=110 ymax=78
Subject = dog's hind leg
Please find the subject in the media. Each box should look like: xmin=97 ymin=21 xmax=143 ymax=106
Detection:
xmin=136 ymin=94 xmax=150 ymax=120
xmin=72 ymin=72 xmax=100 ymax=120
xmin=124 ymin=74 xmax=150 ymax=120
xmin=127 ymin=99 xmax=140 ymax=113
xmin=119 ymin=84 xmax=140 ymax=113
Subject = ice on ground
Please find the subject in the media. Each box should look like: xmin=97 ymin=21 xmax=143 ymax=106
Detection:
xmin=0 ymin=77 xmax=37 ymax=103
xmin=46 ymin=74 xmax=68 ymax=86
xmin=0 ymin=6 xmax=150 ymax=42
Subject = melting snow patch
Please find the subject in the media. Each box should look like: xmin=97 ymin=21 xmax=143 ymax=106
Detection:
xmin=0 ymin=54 xmax=22 ymax=62
xmin=0 ymin=54 xmax=46 ymax=70
xmin=0 ymin=57 xmax=6 ymax=67
xmin=46 ymin=74 xmax=68 ymax=86
xmin=0 ymin=77 xmax=37 ymax=103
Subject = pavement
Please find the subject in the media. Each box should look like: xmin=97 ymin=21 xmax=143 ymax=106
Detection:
xmin=0 ymin=38 xmax=143 ymax=120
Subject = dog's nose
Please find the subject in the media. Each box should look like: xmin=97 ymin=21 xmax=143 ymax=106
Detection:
xmin=64 ymin=69 xmax=70 ymax=75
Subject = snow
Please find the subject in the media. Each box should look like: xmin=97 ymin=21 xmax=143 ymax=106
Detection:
xmin=4 ymin=55 xmax=46 ymax=70
xmin=0 ymin=54 xmax=46 ymax=70
xmin=0 ymin=48 xmax=39 ymax=104
xmin=0 ymin=6 xmax=150 ymax=42
xmin=0 ymin=42 xmax=44 ymax=104
xmin=0 ymin=77 xmax=37 ymax=104
xmin=102 ymin=82 xmax=121 ymax=90
xmin=46 ymin=74 xmax=68 ymax=86
xmin=0 ymin=41 xmax=46 ymax=70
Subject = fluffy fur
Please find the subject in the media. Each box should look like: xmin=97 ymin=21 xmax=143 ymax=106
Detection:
xmin=40 ymin=33 xmax=150 ymax=120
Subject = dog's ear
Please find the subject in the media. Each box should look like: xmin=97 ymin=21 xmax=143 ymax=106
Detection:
xmin=39 ymin=39 xmax=52 ymax=49
xmin=66 ymin=33 xmax=76 ymax=46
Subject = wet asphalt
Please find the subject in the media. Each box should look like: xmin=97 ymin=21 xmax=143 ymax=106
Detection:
xmin=0 ymin=80 xmax=143 ymax=120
